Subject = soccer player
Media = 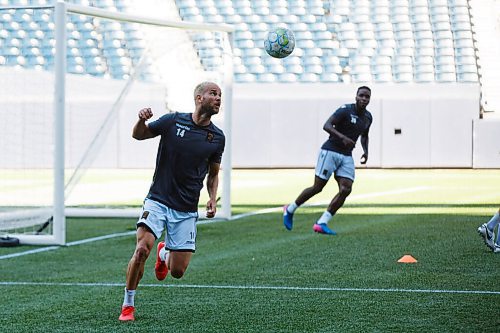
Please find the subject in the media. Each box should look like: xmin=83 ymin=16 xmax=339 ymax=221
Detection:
xmin=477 ymin=208 xmax=500 ymax=253
xmin=119 ymin=82 xmax=225 ymax=321
xmin=283 ymin=86 xmax=373 ymax=235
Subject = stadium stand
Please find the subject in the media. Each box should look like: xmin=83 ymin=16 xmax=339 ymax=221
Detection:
xmin=0 ymin=0 xmax=498 ymax=112
xmin=0 ymin=0 xmax=155 ymax=81
xmin=174 ymin=0 xmax=481 ymax=85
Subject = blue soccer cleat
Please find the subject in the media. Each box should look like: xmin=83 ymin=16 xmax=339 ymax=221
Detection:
xmin=283 ymin=205 xmax=294 ymax=230
xmin=313 ymin=223 xmax=337 ymax=235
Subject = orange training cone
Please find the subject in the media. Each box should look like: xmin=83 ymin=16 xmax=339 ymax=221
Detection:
xmin=397 ymin=254 xmax=417 ymax=263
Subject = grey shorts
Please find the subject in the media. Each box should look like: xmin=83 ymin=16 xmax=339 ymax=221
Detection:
xmin=137 ymin=198 xmax=198 ymax=252
xmin=314 ymin=149 xmax=355 ymax=181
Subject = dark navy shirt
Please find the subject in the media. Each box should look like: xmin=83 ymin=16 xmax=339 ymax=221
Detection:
xmin=321 ymin=103 xmax=372 ymax=156
xmin=146 ymin=112 xmax=225 ymax=212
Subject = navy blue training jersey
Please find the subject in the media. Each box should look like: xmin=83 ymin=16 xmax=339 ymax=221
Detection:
xmin=321 ymin=103 xmax=372 ymax=156
xmin=146 ymin=112 xmax=225 ymax=212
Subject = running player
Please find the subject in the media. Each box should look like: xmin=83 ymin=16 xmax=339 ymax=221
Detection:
xmin=119 ymin=82 xmax=225 ymax=321
xmin=283 ymin=86 xmax=373 ymax=235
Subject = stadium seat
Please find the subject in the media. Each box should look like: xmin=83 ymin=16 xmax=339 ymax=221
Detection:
xmin=375 ymin=46 xmax=394 ymax=57
xmin=457 ymin=63 xmax=478 ymax=74
xmin=320 ymin=72 xmax=340 ymax=82
xmin=248 ymin=63 xmax=266 ymax=74
xmin=234 ymin=73 xmax=256 ymax=83
xmin=299 ymin=72 xmax=319 ymax=82
xmin=455 ymin=47 xmax=475 ymax=57
xmin=394 ymin=71 xmax=413 ymax=82
xmin=352 ymin=72 xmax=372 ymax=82
xmin=278 ymin=72 xmax=298 ymax=82
xmin=233 ymin=63 xmax=246 ymax=74
xmin=266 ymin=63 xmax=285 ymax=74
xmin=373 ymin=64 xmax=393 ymax=76
xmin=457 ymin=72 xmax=478 ymax=82
xmin=393 ymin=61 xmax=413 ymax=73
xmin=304 ymin=47 xmax=323 ymax=57
xmin=294 ymin=30 xmax=313 ymax=41
xmin=436 ymin=72 xmax=456 ymax=82
xmin=287 ymin=64 xmax=304 ymax=74
xmin=305 ymin=64 xmax=323 ymax=74
xmin=257 ymin=72 xmax=277 ymax=82
xmin=373 ymin=72 xmax=393 ymax=82
xmin=454 ymin=38 xmax=474 ymax=48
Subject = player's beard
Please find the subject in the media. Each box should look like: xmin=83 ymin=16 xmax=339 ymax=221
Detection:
xmin=201 ymin=103 xmax=219 ymax=116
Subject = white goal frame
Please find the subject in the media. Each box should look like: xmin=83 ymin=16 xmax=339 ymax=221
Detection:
xmin=2 ymin=1 xmax=234 ymax=245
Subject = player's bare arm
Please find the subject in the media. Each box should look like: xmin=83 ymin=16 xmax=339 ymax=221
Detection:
xmin=205 ymin=162 xmax=220 ymax=218
xmin=323 ymin=114 xmax=355 ymax=149
xmin=132 ymin=108 xmax=156 ymax=140
xmin=360 ymin=134 xmax=369 ymax=164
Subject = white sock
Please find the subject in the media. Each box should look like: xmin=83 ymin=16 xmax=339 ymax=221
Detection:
xmin=486 ymin=211 xmax=500 ymax=231
xmin=165 ymin=250 xmax=170 ymax=265
xmin=123 ymin=288 xmax=135 ymax=307
xmin=317 ymin=211 xmax=333 ymax=225
xmin=159 ymin=246 xmax=168 ymax=261
xmin=287 ymin=202 xmax=298 ymax=214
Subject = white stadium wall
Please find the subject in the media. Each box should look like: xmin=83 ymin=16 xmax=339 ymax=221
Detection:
xmin=231 ymin=83 xmax=482 ymax=168
xmin=0 ymin=68 xmax=165 ymax=169
xmin=2 ymin=68 xmax=497 ymax=169
xmin=473 ymin=119 xmax=500 ymax=168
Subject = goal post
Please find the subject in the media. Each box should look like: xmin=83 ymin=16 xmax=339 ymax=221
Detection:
xmin=0 ymin=1 xmax=234 ymax=245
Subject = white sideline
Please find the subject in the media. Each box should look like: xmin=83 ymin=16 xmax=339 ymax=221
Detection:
xmin=0 ymin=281 xmax=498 ymax=295
xmin=0 ymin=186 xmax=429 ymax=260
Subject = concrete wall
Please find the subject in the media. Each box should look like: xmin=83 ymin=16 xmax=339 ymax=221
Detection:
xmin=0 ymin=68 xmax=165 ymax=169
xmin=473 ymin=118 xmax=500 ymax=168
xmin=231 ymin=83 xmax=481 ymax=168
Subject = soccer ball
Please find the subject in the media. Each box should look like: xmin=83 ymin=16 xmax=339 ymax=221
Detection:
xmin=264 ymin=27 xmax=295 ymax=59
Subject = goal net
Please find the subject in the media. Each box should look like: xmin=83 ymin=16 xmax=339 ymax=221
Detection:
xmin=0 ymin=2 xmax=234 ymax=245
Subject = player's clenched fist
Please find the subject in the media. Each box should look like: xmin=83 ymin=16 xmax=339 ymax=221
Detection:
xmin=138 ymin=107 xmax=153 ymax=120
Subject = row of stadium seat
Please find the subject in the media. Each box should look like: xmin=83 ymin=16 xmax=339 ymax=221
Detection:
xmin=0 ymin=0 xmax=154 ymax=80
xmin=175 ymin=0 xmax=479 ymax=83
xmin=0 ymin=0 xmax=480 ymax=84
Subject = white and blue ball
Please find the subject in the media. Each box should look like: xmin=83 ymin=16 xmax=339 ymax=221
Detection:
xmin=264 ymin=27 xmax=295 ymax=59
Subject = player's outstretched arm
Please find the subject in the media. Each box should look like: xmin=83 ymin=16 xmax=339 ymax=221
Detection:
xmin=205 ymin=162 xmax=221 ymax=218
xmin=132 ymin=108 xmax=156 ymax=140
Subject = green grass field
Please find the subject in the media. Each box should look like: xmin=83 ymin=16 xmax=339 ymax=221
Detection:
xmin=1 ymin=169 xmax=499 ymax=332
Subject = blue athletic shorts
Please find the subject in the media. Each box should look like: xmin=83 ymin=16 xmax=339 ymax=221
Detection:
xmin=137 ymin=198 xmax=198 ymax=252
xmin=314 ymin=149 xmax=355 ymax=181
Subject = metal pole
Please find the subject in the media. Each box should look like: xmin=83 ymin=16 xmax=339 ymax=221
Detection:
xmin=221 ymin=32 xmax=233 ymax=219
xmin=54 ymin=1 xmax=67 ymax=245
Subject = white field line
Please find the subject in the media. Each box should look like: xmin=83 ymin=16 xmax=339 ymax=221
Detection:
xmin=0 ymin=231 xmax=137 ymax=260
xmin=2 ymin=187 xmax=497 ymax=296
xmin=0 ymin=281 xmax=498 ymax=295
xmin=0 ymin=186 xmax=430 ymax=260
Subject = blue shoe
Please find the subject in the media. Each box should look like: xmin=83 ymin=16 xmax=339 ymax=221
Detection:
xmin=283 ymin=205 xmax=294 ymax=230
xmin=313 ymin=223 xmax=337 ymax=235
